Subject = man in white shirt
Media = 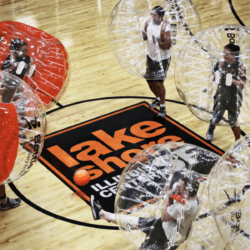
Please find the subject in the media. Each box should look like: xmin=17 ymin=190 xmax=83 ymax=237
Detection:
xmin=142 ymin=6 xmax=172 ymax=118
xmin=91 ymin=176 xmax=199 ymax=250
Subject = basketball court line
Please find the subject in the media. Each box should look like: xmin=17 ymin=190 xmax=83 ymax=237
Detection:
xmin=49 ymin=96 xmax=247 ymax=136
xmin=8 ymin=100 xmax=225 ymax=231
xmin=229 ymin=0 xmax=245 ymax=26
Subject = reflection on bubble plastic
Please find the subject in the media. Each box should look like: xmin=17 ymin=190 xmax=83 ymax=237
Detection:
xmin=208 ymin=135 xmax=250 ymax=250
xmin=108 ymin=0 xmax=201 ymax=80
xmin=175 ymin=24 xmax=250 ymax=127
xmin=0 ymin=21 xmax=70 ymax=110
xmin=114 ymin=142 xmax=220 ymax=250
xmin=0 ymin=71 xmax=46 ymax=184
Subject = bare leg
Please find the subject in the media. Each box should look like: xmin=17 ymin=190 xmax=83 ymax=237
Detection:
xmin=99 ymin=210 xmax=139 ymax=227
xmin=0 ymin=185 xmax=8 ymax=205
xmin=147 ymin=81 xmax=159 ymax=98
xmin=0 ymin=185 xmax=6 ymax=197
xmin=232 ymin=126 xmax=241 ymax=141
xmin=0 ymin=184 xmax=21 ymax=210
xmin=155 ymin=81 xmax=165 ymax=105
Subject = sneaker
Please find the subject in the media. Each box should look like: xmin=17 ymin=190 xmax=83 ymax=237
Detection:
xmin=0 ymin=197 xmax=21 ymax=211
xmin=90 ymin=195 xmax=102 ymax=220
xmin=157 ymin=106 xmax=166 ymax=118
xmin=150 ymin=99 xmax=161 ymax=108
xmin=206 ymin=125 xmax=215 ymax=141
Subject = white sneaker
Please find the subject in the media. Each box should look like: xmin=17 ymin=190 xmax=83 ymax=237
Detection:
xmin=157 ymin=106 xmax=166 ymax=118
xmin=206 ymin=126 xmax=215 ymax=141
xmin=0 ymin=197 xmax=21 ymax=211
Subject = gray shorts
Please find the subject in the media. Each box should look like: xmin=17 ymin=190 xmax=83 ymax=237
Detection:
xmin=144 ymin=55 xmax=171 ymax=82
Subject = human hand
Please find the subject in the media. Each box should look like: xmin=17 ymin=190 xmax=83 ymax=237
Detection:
xmin=142 ymin=30 xmax=147 ymax=40
xmin=232 ymin=79 xmax=244 ymax=89
xmin=152 ymin=35 xmax=159 ymax=43
xmin=9 ymin=62 xmax=18 ymax=70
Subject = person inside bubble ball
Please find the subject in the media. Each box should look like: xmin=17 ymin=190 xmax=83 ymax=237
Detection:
xmin=206 ymin=44 xmax=246 ymax=142
xmin=1 ymin=38 xmax=35 ymax=80
xmin=142 ymin=6 xmax=172 ymax=118
xmin=90 ymin=176 xmax=199 ymax=250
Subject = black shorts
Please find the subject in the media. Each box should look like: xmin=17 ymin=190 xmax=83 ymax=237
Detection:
xmin=144 ymin=55 xmax=171 ymax=82
xmin=210 ymin=98 xmax=241 ymax=127
xmin=210 ymin=85 xmax=242 ymax=127
xmin=138 ymin=217 xmax=178 ymax=250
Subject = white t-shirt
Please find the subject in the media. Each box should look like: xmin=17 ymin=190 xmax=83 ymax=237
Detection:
xmin=162 ymin=199 xmax=199 ymax=245
xmin=147 ymin=20 xmax=171 ymax=62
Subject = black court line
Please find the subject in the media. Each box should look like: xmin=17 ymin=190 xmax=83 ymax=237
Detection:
xmin=56 ymin=102 xmax=63 ymax=108
xmin=47 ymin=96 xmax=246 ymax=136
xmin=8 ymin=182 xmax=119 ymax=230
xmin=8 ymin=96 xmax=246 ymax=232
xmin=229 ymin=0 xmax=245 ymax=26
xmin=47 ymin=96 xmax=183 ymax=115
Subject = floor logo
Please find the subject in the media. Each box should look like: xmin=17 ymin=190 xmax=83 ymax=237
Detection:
xmin=39 ymin=102 xmax=223 ymax=212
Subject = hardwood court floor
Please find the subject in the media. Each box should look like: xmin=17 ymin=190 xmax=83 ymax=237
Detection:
xmin=0 ymin=0 xmax=250 ymax=249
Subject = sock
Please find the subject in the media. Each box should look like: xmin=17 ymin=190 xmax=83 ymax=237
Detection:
xmin=100 ymin=210 xmax=117 ymax=223
xmin=160 ymin=104 xmax=165 ymax=108
xmin=100 ymin=211 xmax=139 ymax=227
xmin=117 ymin=215 xmax=139 ymax=228
xmin=0 ymin=195 xmax=7 ymax=205
xmin=156 ymin=97 xmax=160 ymax=101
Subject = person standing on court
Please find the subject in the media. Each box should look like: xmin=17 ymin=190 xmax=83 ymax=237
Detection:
xmin=206 ymin=44 xmax=246 ymax=141
xmin=142 ymin=6 xmax=172 ymax=118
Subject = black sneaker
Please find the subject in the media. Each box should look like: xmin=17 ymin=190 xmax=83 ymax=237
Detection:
xmin=206 ymin=125 xmax=215 ymax=141
xmin=90 ymin=195 xmax=102 ymax=220
xmin=157 ymin=106 xmax=166 ymax=118
xmin=150 ymin=99 xmax=161 ymax=108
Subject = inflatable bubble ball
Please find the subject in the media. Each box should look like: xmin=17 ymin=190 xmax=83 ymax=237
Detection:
xmin=0 ymin=71 xmax=46 ymax=185
xmin=175 ymin=24 xmax=250 ymax=127
xmin=0 ymin=21 xmax=70 ymax=110
xmin=208 ymin=134 xmax=250 ymax=250
xmin=114 ymin=142 xmax=220 ymax=250
xmin=108 ymin=0 xmax=202 ymax=80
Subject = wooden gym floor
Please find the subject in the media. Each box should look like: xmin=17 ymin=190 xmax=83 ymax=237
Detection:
xmin=1 ymin=0 xmax=250 ymax=249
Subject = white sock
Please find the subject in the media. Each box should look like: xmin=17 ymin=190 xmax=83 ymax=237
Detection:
xmin=100 ymin=210 xmax=117 ymax=223
xmin=100 ymin=211 xmax=139 ymax=227
xmin=156 ymin=97 xmax=160 ymax=101
xmin=160 ymin=104 xmax=165 ymax=108
xmin=116 ymin=214 xmax=139 ymax=228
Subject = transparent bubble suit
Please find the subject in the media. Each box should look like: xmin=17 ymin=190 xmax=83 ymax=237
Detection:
xmin=0 ymin=21 xmax=70 ymax=110
xmin=0 ymin=71 xmax=46 ymax=184
xmin=108 ymin=0 xmax=201 ymax=80
xmin=114 ymin=142 xmax=221 ymax=250
xmin=208 ymin=135 xmax=250 ymax=250
xmin=175 ymin=24 xmax=250 ymax=126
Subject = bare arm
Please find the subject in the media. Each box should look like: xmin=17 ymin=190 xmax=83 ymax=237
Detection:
xmin=161 ymin=190 xmax=175 ymax=222
xmin=142 ymin=24 xmax=147 ymax=41
xmin=1 ymin=55 xmax=18 ymax=72
xmin=232 ymin=79 xmax=245 ymax=89
xmin=161 ymin=209 xmax=174 ymax=222
xmin=158 ymin=31 xmax=171 ymax=51
xmin=233 ymin=64 xmax=246 ymax=89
